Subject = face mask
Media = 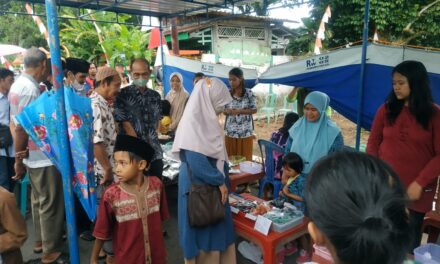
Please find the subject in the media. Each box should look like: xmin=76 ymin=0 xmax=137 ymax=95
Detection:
xmin=133 ymin=78 xmax=148 ymax=88
xmin=72 ymin=79 xmax=85 ymax=92
xmin=214 ymin=105 xmax=225 ymax=115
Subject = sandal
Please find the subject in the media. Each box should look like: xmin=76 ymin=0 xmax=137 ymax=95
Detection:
xmin=25 ymin=259 xmax=42 ymax=264
xmin=45 ymin=253 xmax=70 ymax=264
xmin=79 ymin=230 xmax=95 ymax=241
xmin=33 ymin=243 xmax=43 ymax=254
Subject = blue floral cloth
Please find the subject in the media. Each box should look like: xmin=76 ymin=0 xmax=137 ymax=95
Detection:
xmin=16 ymin=88 xmax=97 ymax=221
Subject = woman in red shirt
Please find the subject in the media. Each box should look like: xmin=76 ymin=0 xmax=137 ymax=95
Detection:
xmin=367 ymin=60 xmax=440 ymax=251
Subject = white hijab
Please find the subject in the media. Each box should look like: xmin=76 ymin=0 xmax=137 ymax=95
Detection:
xmin=172 ymin=77 xmax=233 ymax=176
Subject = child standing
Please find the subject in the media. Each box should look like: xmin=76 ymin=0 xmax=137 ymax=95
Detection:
xmin=280 ymin=152 xmax=306 ymax=212
xmin=90 ymin=135 xmax=169 ymax=264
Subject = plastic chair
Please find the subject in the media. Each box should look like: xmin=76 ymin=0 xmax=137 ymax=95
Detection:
xmin=258 ymin=93 xmax=277 ymax=125
xmin=20 ymin=174 xmax=30 ymax=216
xmin=275 ymin=95 xmax=297 ymax=123
xmin=258 ymin=139 xmax=284 ymax=199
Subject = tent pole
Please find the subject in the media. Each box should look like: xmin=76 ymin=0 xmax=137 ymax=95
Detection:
xmin=45 ymin=1 xmax=79 ymax=263
xmin=355 ymin=0 xmax=370 ymax=151
xmin=159 ymin=17 xmax=166 ymax=94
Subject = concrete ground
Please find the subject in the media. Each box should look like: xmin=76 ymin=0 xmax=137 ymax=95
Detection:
xmin=21 ymin=184 xmax=300 ymax=264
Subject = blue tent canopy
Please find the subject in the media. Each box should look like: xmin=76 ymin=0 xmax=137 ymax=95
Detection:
xmin=259 ymin=44 xmax=440 ymax=130
xmin=163 ymin=54 xmax=258 ymax=95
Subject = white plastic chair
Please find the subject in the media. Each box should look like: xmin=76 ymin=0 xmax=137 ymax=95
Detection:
xmin=275 ymin=95 xmax=297 ymax=123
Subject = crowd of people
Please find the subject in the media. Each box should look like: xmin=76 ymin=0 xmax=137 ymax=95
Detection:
xmin=0 ymin=46 xmax=439 ymax=264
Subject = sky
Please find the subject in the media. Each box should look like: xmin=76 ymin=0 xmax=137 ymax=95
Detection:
xmin=268 ymin=4 xmax=312 ymax=29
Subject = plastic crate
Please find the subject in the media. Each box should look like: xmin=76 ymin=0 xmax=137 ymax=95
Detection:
xmin=414 ymin=243 xmax=440 ymax=264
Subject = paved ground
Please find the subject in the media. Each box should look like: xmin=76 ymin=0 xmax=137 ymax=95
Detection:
xmin=21 ymin=184 xmax=299 ymax=263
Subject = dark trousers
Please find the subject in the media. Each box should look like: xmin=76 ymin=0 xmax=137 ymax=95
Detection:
xmin=148 ymin=159 xmax=163 ymax=180
xmin=409 ymin=209 xmax=425 ymax=252
xmin=0 ymin=156 xmax=15 ymax=191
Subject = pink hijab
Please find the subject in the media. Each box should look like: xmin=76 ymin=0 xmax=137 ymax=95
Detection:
xmin=172 ymin=77 xmax=233 ymax=176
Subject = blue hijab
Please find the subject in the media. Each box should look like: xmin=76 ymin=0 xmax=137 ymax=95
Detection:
xmin=288 ymin=91 xmax=340 ymax=173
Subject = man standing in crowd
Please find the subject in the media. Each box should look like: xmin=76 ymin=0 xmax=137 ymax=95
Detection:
xmin=64 ymin=57 xmax=90 ymax=96
xmin=9 ymin=47 xmax=67 ymax=263
xmin=0 ymin=68 xmax=15 ymax=191
xmin=114 ymin=58 xmax=164 ymax=179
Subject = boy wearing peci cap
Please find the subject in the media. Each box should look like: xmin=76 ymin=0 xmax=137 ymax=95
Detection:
xmin=90 ymin=135 xmax=170 ymax=264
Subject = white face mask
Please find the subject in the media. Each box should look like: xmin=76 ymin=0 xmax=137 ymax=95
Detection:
xmin=72 ymin=79 xmax=85 ymax=92
xmin=214 ymin=105 xmax=225 ymax=115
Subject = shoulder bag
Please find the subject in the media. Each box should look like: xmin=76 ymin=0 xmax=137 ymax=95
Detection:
xmin=187 ymin=164 xmax=225 ymax=227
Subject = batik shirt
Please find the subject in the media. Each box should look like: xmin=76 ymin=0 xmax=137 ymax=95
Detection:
xmin=224 ymin=88 xmax=257 ymax=138
xmin=90 ymin=91 xmax=116 ymax=182
xmin=93 ymin=176 xmax=169 ymax=264
xmin=114 ymin=85 xmax=163 ymax=161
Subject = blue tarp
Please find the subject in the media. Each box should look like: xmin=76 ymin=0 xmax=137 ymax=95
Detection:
xmin=163 ymin=55 xmax=258 ymax=95
xmin=259 ymin=44 xmax=440 ymax=130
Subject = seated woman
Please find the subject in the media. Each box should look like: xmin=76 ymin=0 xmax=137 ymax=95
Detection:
xmin=285 ymin=91 xmax=343 ymax=174
xmin=305 ymin=152 xmax=411 ymax=264
xmin=166 ymin=72 xmax=189 ymax=132
xmin=270 ymin=112 xmax=299 ymax=179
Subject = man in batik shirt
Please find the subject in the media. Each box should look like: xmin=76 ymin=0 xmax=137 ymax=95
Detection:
xmin=114 ymin=58 xmax=164 ymax=180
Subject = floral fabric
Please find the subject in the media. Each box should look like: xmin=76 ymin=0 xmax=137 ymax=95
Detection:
xmin=16 ymin=87 xmax=97 ymax=221
xmin=224 ymin=88 xmax=257 ymax=138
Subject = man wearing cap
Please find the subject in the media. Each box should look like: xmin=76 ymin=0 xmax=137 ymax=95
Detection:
xmin=91 ymin=66 xmax=121 ymax=186
xmin=64 ymin=58 xmax=90 ymax=96
xmin=9 ymin=47 xmax=67 ymax=263
xmin=114 ymin=58 xmax=164 ymax=180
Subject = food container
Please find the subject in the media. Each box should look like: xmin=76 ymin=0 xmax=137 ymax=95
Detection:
xmin=229 ymin=155 xmax=246 ymax=166
xmin=414 ymin=243 xmax=440 ymax=264
xmin=239 ymin=161 xmax=263 ymax=174
xmin=264 ymin=207 xmax=304 ymax=233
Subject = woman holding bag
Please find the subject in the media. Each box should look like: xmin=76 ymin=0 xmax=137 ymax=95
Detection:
xmin=172 ymin=77 xmax=236 ymax=264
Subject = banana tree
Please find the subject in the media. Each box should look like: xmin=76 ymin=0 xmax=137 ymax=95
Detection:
xmin=101 ymin=24 xmax=153 ymax=68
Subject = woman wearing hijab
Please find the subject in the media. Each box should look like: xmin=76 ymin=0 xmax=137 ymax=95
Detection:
xmin=285 ymin=91 xmax=344 ymax=173
xmin=166 ymin=72 xmax=189 ymax=132
xmin=172 ymin=78 xmax=236 ymax=264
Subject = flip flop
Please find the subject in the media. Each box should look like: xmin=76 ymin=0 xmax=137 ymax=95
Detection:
xmin=33 ymin=243 xmax=43 ymax=254
xmin=79 ymin=230 xmax=95 ymax=241
xmin=46 ymin=253 xmax=70 ymax=264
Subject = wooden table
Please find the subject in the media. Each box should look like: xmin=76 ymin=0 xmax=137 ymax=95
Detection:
xmin=229 ymin=169 xmax=265 ymax=192
xmin=231 ymin=194 xmax=309 ymax=264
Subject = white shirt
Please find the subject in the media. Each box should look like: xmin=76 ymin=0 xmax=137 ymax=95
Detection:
xmin=0 ymin=92 xmax=14 ymax=157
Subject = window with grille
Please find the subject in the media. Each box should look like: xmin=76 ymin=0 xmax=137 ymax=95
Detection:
xmin=218 ymin=26 xmax=242 ymax=38
xmin=244 ymin=28 xmax=265 ymax=40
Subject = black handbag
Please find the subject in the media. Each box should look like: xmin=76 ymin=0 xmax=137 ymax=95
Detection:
xmin=0 ymin=124 xmax=12 ymax=149
xmin=187 ymin=164 xmax=225 ymax=228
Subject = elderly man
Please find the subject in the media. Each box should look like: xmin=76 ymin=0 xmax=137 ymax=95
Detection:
xmin=9 ymin=47 xmax=67 ymax=263
xmin=0 ymin=68 xmax=15 ymax=191
xmin=114 ymin=58 xmax=164 ymax=180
